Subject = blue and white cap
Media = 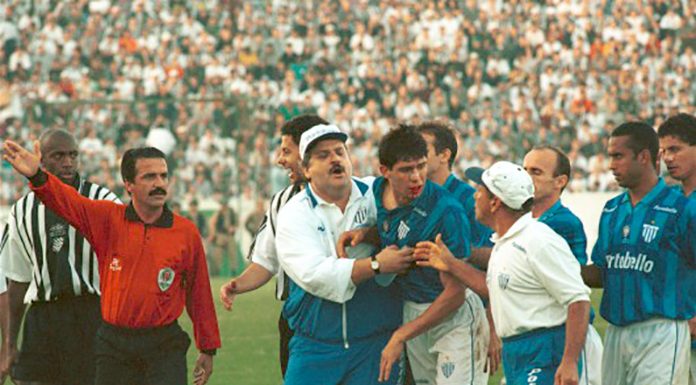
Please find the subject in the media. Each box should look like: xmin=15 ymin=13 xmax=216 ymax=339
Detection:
xmin=299 ymin=124 xmax=348 ymax=160
xmin=465 ymin=161 xmax=534 ymax=210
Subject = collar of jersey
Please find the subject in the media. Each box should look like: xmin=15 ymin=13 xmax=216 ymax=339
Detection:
xmin=618 ymin=178 xmax=667 ymax=207
xmin=443 ymin=174 xmax=457 ymax=191
xmin=305 ymin=177 xmax=369 ymax=209
xmin=373 ymin=177 xmax=430 ymax=214
xmin=537 ymin=199 xmax=562 ymax=222
xmin=125 ymin=203 xmax=174 ymax=228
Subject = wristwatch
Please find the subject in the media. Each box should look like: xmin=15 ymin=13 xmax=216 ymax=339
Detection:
xmin=370 ymin=255 xmax=381 ymax=274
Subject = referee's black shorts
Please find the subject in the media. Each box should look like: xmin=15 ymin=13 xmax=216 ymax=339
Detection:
xmin=12 ymin=294 xmax=101 ymax=385
xmin=94 ymin=321 xmax=191 ymax=385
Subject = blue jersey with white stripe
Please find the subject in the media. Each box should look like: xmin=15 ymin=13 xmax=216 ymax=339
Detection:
xmin=591 ymin=179 xmax=696 ymax=326
xmin=374 ymin=178 xmax=471 ymax=303
xmin=443 ymin=174 xmax=494 ymax=248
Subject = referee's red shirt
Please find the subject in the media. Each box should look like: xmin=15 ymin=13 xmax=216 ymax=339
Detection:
xmin=31 ymin=172 xmax=221 ymax=351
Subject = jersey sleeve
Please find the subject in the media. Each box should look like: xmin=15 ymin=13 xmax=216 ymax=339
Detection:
xmin=0 ymin=205 xmax=33 ymax=283
xmin=250 ymin=219 xmax=279 ymax=275
xmin=438 ymin=204 xmax=471 ymax=259
xmin=678 ymin=199 xmax=696 ymax=266
xmin=275 ymin=201 xmax=357 ymax=304
xmin=530 ymin=229 xmax=591 ymax=306
xmin=547 ymin=216 xmax=589 ymax=265
xmin=185 ymin=228 xmax=222 ymax=351
xmin=30 ymin=172 xmax=117 ymax=255
xmin=590 ymin=203 xmax=612 ymax=268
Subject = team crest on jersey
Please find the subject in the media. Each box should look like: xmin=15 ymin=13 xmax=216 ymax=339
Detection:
xmin=109 ymin=258 xmax=122 ymax=271
xmin=158 ymin=267 xmax=176 ymax=291
xmin=641 ymin=224 xmax=659 ymax=243
xmin=48 ymin=223 xmax=66 ymax=253
xmin=397 ymin=221 xmax=410 ymax=240
xmin=440 ymin=362 xmax=455 ymax=378
xmin=498 ymin=273 xmax=510 ymax=290
xmin=382 ymin=221 xmax=389 ymax=232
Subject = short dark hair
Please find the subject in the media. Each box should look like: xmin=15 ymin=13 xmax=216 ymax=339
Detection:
xmin=378 ymin=124 xmax=428 ymax=168
xmin=610 ymin=122 xmax=659 ymax=167
xmin=532 ymin=145 xmax=571 ymax=190
xmin=657 ymin=113 xmax=696 ymax=145
xmin=418 ymin=121 xmax=458 ymax=169
xmin=121 ymin=147 xmax=167 ymax=183
xmin=281 ymin=114 xmax=329 ymax=146
xmin=39 ymin=129 xmax=77 ymax=151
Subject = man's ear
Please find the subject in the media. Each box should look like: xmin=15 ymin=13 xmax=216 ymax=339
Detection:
xmin=440 ymin=148 xmax=452 ymax=167
xmin=379 ymin=164 xmax=389 ymax=177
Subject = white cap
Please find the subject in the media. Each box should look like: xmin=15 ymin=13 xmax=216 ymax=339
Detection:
xmin=465 ymin=161 xmax=534 ymax=210
xmin=299 ymin=124 xmax=348 ymax=160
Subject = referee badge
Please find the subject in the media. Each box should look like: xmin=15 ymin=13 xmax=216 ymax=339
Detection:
xmin=158 ymin=267 xmax=176 ymax=291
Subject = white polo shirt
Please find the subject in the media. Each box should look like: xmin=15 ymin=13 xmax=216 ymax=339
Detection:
xmin=486 ymin=213 xmax=590 ymax=339
xmin=276 ymin=177 xmax=377 ymax=304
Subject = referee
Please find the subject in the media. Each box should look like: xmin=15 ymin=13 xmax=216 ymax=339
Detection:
xmin=2 ymin=142 xmax=221 ymax=385
xmin=0 ymin=130 xmax=120 ymax=385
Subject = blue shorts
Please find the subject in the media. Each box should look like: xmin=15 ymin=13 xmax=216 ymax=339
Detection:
xmin=284 ymin=333 xmax=401 ymax=385
xmin=501 ymin=325 xmax=582 ymax=385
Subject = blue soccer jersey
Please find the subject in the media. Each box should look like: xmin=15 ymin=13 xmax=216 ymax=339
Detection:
xmin=538 ymin=200 xmax=588 ymax=265
xmin=591 ymin=179 xmax=696 ymax=326
xmin=374 ymin=178 xmax=471 ymax=304
xmin=443 ymin=174 xmax=494 ymax=248
xmin=672 ymin=184 xmax=696 ymax=350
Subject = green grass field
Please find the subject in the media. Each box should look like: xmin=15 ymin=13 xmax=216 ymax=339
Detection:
xmin=180 ymin=278 xmax=606 ymax=385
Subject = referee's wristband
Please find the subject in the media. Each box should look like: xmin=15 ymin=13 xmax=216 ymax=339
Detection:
xmin=28 ymin=168 xmax=48 ymax=187
xmin=201 ymin=349 xmax=217 ymax=356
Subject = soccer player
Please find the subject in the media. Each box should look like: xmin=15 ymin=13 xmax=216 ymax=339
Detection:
xmin=219 ymin=114 xmax=328 ymax=376
xmin=523 ymin=146 xmax=603 ymax=385
xmin=275 ymin=124 xmax=414 ymax=385
xmin=415 ymin=161 xmax=591 ymax=385
xmin=0 ymin=130 xmax=120 ymax=385
xmin=583 ymin=122 xmax=696 ymax=385
xmin=417 ymin=121 xmax=498 ymax=375
xmin=2 ymin=142 xmax=221 ymax=385
xmin=658 ymin=113 xmax=696 ymax=385
xmin=373 ymin=125 xmax=486 ymax=385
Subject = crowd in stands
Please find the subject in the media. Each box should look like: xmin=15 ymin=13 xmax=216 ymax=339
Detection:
xmin=0 ymin=0 xmax=695 ymax=211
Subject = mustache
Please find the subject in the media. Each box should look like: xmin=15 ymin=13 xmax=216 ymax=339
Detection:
xmin=149 ymin=187 xmax=167 ymax=196
xmin=330 ymin=164 xmax=345 ymax=174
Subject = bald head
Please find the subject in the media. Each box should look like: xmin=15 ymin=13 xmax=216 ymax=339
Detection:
xmin=39 ymin=129 xmax=79 ymax=183
xmin=40 ymin=129 xmax=78 ymax=152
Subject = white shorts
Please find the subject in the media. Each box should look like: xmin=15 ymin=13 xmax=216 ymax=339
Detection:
xmin=580 ymin=324 xmax=603 ymax=385
xmin=602 ymin=318 xmax=690 ymax=385
xmin=404 ymin=289 xmax=489 ymax=385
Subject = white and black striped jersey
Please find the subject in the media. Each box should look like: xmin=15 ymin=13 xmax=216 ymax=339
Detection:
xmin=0 ymin=179 xmax=121 ymax=303
xmin=0 ymin=223 xmax=7 ymax=294
xmin=247 ymin=183 xmax=302 ymax=300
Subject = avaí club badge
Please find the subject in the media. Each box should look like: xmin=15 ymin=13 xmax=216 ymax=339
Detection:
xmin=158 ymin=267 xmax=175 ymax=291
